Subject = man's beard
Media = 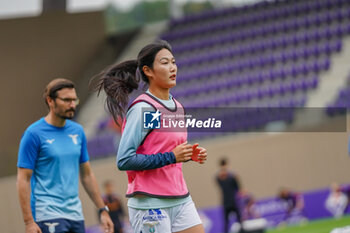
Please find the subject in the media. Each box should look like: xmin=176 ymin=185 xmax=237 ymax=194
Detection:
xmin=61 ymin=114 xmax=74 ymax=119
xmin=57 ymin=108 xmax=75 ymax=119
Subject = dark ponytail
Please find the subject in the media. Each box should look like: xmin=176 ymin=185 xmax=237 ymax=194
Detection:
xmin=91 ymin=40 xmax=173 ymax=125
xmin=91 ymin=60 xmax=139 ymax=125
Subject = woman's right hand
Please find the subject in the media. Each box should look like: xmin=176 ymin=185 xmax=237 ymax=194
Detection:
xmin=172 ymin=141 xmax=193 ymax=163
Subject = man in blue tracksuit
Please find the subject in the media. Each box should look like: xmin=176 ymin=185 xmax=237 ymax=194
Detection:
xmin=17 ymin=78 xmax=114 ymax=233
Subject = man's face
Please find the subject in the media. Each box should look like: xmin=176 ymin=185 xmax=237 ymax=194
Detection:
xmin=105 ymin=183 xmax=114 ymax=194
xmin=48 ymin=88 xmax=79 ymax=119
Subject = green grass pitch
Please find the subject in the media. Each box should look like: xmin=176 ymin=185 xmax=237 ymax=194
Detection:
xmin=266 ymin=215 xmax=350 ymax=233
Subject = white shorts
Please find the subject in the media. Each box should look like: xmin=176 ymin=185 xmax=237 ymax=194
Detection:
xmin=128 ymin=200 xmax=202 ymax=233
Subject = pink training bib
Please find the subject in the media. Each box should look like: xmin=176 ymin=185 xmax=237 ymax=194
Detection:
xmin=122 ymin=93 xmax=189 ymax=198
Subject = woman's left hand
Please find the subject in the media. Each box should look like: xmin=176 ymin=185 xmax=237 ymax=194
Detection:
xmin=197 ymin=147 xmax=207 ymax=164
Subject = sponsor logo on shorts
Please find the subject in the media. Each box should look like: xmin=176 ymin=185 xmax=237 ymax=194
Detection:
xmin=143 ymin=209 xmax=167 ymax=222
xmin=142 ymin=209 xmax=168 ymax=232
xmin=44 ymin=222 xmax=59 ymax=233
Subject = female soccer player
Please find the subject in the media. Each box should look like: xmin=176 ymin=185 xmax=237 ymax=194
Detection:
xmin=93 ymin=40 xmax=207 ymax=233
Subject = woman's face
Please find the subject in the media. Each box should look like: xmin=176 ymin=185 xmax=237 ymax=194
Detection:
xmin=145 ymin=48 xmax=177 ymax=89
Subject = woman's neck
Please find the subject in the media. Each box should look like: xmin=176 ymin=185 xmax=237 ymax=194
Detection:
xmin=149 ymin=87 xmax=170 ymax=100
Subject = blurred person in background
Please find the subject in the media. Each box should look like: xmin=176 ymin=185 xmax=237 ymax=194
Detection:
xmin=239 ymin=190 xmax=260 ymax=221
xmin=92 ymin=40 xmax=207 ymax=233
xmin=216 ymin=158 xmax=242 ymax=233
xmin=339 ymin=184 xmax=350 ymax=211
xmin=325 ymin=183 xmax=348 ymax=218
xmin=278 ymin=187 xmax=306 ymax=224
xmin=102 ymin=180 xmax=125 ymax=233
xmin=17 ymin=78 xmax=113 ymax=233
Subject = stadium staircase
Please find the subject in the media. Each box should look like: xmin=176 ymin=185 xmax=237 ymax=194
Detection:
xmin=306 ymin=37 xmax=350 ymax=108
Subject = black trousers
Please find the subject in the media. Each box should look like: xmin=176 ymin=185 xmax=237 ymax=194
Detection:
xmin=223 ymin=205 xmax=242 ymax=233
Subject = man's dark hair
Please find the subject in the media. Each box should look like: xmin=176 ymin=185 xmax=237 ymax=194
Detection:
xmin=220 ymin=158 xmax=228 ymax=166
xmin=43 ymin=78 xmax=75 ymax=107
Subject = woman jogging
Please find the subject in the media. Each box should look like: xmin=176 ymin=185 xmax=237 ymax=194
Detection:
xmin=93 ymin=40 xmax=207 ymax=233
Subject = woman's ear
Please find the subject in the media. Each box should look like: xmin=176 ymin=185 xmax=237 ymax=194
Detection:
xmin=142 ymin=65 xmax=153 ymax=79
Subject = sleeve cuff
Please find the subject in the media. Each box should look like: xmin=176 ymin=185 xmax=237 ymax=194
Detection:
xmin=17 ymin=163 xmax=34 ymax=170
xmin=169 ymin=151 xmax=176 ymax=163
